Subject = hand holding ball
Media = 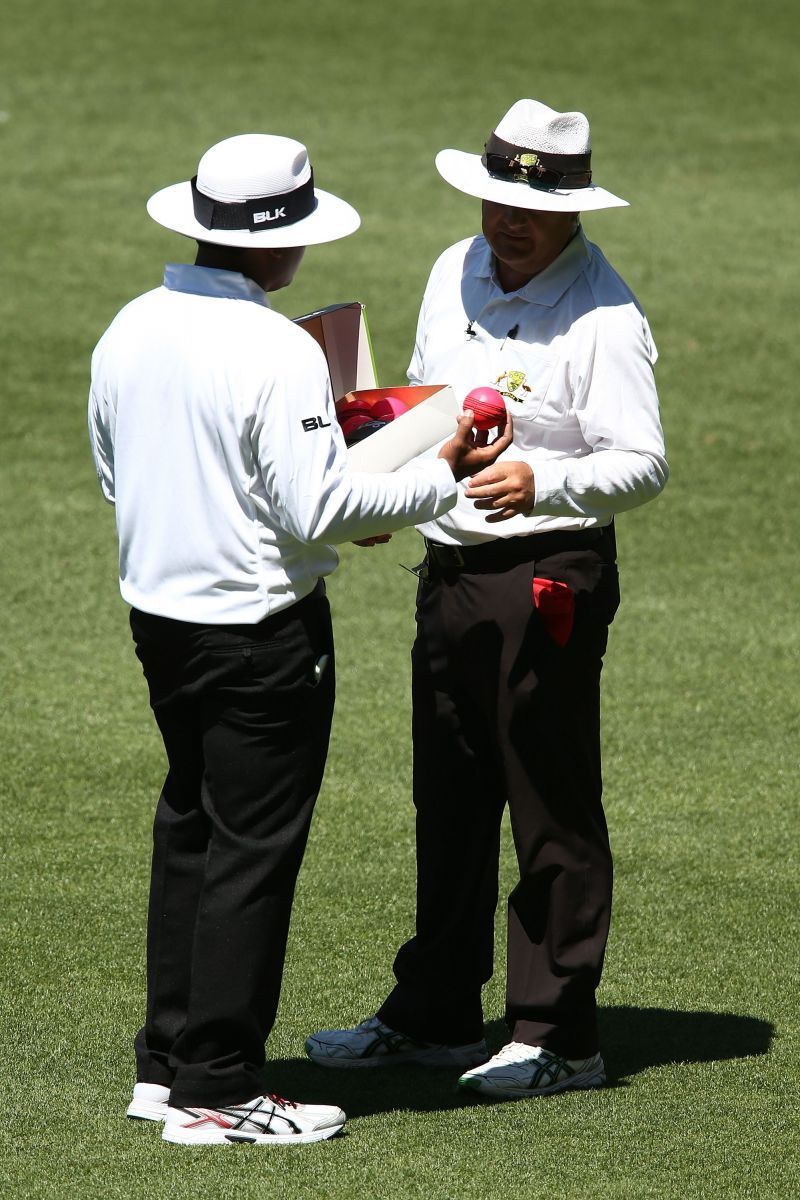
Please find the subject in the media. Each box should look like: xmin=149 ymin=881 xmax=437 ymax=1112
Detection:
xmin=463 ymin=387 xmax=507 ymax=432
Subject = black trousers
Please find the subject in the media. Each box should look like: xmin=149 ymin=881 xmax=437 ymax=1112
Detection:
xmin=129 ymin=583 xmax=334 ymax=1108
xmin=379 ymin=529 xmax=620 ymax=1058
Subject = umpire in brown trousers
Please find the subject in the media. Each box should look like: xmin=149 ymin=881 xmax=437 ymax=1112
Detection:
xmin=306 ymin=98 xmax=667 ymax=1097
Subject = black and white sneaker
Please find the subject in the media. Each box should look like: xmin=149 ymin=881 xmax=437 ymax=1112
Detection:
xmin=162 ymin=1094 xmax=346 ymax=1145
xmin=458 ymin=1042 xmax=606 ymax=1099
xmin=305 ymin=1015 xmax=488 ymax=1069
xmin=127 ymin=1082 xmax=170 ymax=1122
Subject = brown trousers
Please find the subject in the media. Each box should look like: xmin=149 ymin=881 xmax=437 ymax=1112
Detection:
xmin=379 ymin=527 xmax=619 ymax=1058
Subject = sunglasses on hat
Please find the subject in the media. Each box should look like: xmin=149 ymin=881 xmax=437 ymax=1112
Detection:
xmin=481 ymin=150 xmax=592 ymax=192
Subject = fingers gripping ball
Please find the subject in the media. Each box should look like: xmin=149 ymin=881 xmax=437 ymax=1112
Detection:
xmin=463 ymin=387 xmax=507 ymax=432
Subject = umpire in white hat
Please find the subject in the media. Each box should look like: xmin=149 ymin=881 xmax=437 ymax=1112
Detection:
xmin=306 ymin=100 xmax=668 ymax=1097
xmin=89 ymin=132 xmax=510 ymax=1145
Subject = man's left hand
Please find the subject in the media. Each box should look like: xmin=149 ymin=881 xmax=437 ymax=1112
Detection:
xmin=466 ymin=461 xmax=535 ymax=522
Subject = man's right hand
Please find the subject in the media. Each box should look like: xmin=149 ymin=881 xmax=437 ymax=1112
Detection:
xmin=437 ymin=411 xmax=513 ymax=482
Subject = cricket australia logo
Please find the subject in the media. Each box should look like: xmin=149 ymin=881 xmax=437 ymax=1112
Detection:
xmin=494 ymin=369 xmax=533 ymax=405
xmin=515 ymin=152 xmax=547 ymax=182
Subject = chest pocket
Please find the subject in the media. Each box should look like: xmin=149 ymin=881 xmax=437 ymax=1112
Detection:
xmin=491 ymin=348 xmax=558 ymax=426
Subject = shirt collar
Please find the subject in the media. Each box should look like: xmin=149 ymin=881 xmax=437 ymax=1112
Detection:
xmin=474 ymin=226 xmax=591 ymax=307
xmin=162 ymin=263 xmax=271 ymax=307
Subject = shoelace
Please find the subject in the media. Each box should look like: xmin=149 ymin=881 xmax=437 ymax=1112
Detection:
xmin=265 ymin=1094 xmax=297 ymax=1109
xmin=495 ymin=1042 xmax=543 ymax=1061
xmin=356 ymin=1017 xmax=383 ymax=1032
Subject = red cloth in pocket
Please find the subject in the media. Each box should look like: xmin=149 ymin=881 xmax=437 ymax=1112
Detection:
xmin=532 ymin=577 xmax=575 ymax=646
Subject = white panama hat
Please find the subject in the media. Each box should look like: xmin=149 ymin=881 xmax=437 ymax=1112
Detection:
xmin=147 ymin=133 xmax=361 ymax=248
xmin=436 ymin=99 xmax=628 ymax=213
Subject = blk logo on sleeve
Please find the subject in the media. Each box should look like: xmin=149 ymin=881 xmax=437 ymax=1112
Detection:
xmin=301 ymin=416 xmax=332 ymax=433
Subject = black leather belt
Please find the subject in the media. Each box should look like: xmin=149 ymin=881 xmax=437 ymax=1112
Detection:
xmin=424 ymin=524 xmax=615 ymax=575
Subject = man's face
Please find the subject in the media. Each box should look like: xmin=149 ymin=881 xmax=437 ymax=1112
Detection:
xmin=481 ymin=200 xmax=577 ymax=290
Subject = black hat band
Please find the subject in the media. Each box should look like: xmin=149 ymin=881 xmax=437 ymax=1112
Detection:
xmin=191 ymin=170 xmax=316 ymax=233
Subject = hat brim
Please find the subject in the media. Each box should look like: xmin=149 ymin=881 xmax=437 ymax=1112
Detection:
xmin=435 ymin=149 xmax=628 ymax=213
xmin=146 ymin=180 xmax=361 ymax=247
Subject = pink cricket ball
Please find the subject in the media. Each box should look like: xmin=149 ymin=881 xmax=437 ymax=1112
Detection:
xmin=463 ymin=387 xmax=507 ymax=432
xmin=371 ymin=395 xmax=408 ymax=422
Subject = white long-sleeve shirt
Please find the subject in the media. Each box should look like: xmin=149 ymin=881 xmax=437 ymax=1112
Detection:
xmin=409 ymin=229 xmax=668 ymax=545
xmin=89 ymin=264 xmax=456 ymax=623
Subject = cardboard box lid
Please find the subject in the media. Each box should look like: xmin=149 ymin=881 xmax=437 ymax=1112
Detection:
xmin=294 ymin=302 xmax=377 ymax=401
xmin=345 ymin=385 xmax=458 ymax=474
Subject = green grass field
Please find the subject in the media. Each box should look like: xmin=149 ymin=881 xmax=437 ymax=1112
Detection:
xmin=1 ymin=0 xmax=798 ymax=1195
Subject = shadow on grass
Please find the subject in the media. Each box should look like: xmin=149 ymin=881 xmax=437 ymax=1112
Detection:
xmin=264 ymin=1006 xmax=773 ymax=1117
xmin=598 ymin=1005 xmax=774 ymax=1085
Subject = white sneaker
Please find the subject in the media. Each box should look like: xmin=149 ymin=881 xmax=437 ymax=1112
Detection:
xmin=305 ymin=1015 xmax=488 ymax=1069
xmin=162 ymin=1094 xmax=346 ymax=1145
xmin=126 ymin=1082 xmax=170 ymax=1122
xmin=458 ymin=1042 xmax=606 ymax=1099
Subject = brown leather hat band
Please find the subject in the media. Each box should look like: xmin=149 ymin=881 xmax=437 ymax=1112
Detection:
xmin=483 ymin=132 xmax=592 ymax=190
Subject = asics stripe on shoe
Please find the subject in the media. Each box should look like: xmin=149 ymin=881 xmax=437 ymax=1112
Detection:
xmin=162 ymin=1094 xmax=346 ymax=1146
xmin=458 ymin=1042 xmax=606 ymax=1099
xmin=305 ymin=1015 xmax=488 ymax=1069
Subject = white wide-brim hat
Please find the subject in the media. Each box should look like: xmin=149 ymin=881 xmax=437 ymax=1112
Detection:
xmin=147 ymin=133 xmax=360 ymax=248
xmin=436 ymin=99 xmax=628 ymax=213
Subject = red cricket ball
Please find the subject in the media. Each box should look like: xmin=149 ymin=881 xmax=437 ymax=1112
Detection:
xmin=463 ymin=387 xmax=507 ymax=432
xmin=338 ymin=410 xmax=375 ymax=441
xmin=371 ymin=395 xmax=408 ymax=422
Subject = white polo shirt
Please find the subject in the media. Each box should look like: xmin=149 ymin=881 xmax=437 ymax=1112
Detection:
xmin=410 ymin=228 xmax=668 ymax=545
xmin=89 ymin=264 xmax=456 ymax=623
